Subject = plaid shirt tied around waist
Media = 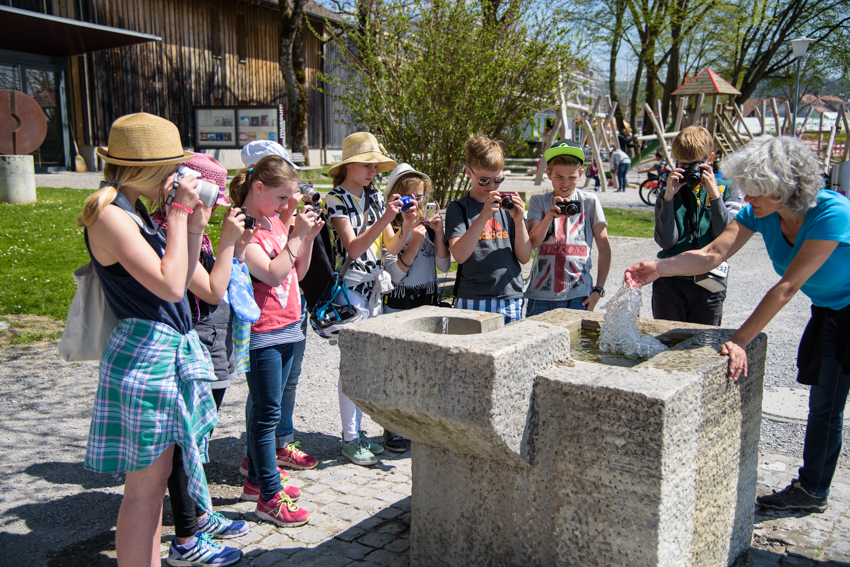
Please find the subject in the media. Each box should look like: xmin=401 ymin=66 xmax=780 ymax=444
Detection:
xmin=85 ymin=318 xmax=218 ymax=513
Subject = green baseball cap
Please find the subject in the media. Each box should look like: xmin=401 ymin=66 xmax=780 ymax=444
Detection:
xmin=544 ymin=139 xmax=585 ymax=166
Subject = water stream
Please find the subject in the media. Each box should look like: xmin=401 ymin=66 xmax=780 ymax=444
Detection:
xmin=598 ymin=285 xmax=667 ymax=360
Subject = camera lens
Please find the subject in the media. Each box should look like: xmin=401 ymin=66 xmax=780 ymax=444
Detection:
xmin=684 ymin=164 xmax=702 ymax=188
xmin=566 ymin=202 xmax=580 ymax=215
xmin=500 ymin=195 xmax=514 ymax=210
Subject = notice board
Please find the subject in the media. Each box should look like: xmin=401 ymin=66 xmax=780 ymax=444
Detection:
xmin=194 ymin=105 xmax=284 ymax=149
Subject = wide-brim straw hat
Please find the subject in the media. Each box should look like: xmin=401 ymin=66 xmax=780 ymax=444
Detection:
xmin=96 ymin=113 xmax=192 ymax=167
xmin=384 ymin=163 xmax=431 ymax=199
xmin=327 ymin=132 xmax=397 ymax=179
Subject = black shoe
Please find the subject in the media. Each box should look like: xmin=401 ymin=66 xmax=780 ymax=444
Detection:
xmin=756 ymin=479 xmax=827 ymax=512
xmin=382 ymin=430 xmax=408 ymax=453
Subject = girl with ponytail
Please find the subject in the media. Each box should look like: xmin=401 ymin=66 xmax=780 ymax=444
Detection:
xmin=228 ymin=155 xmax=323 ymax=528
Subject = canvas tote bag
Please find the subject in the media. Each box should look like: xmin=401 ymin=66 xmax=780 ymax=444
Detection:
xmin=58 ymin=262 xmax=119 ymax=362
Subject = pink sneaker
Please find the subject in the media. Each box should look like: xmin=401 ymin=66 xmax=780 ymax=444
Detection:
xmin=240 ymin=478 xmax=301 ymax=502
xmin=256 ymin=491 xmax=310 ymax=528
xmin=276 ymin=442 xmax=318 ymax=470
xmin=239 ymin=456 xmax=291 ymax=480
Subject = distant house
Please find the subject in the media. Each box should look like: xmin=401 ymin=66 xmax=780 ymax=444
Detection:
xmin=0 ymin=0 xmax=355 ymax=170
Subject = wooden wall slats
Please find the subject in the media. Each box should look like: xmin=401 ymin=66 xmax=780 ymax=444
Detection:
xmin=72 ymin=0 xmax=332 ymax=148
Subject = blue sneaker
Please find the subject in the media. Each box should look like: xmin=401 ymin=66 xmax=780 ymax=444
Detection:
xmin=197 ymin=511 xmax=250 ymax=539
xmin=166 ymin=533 xmax=243 ymax=566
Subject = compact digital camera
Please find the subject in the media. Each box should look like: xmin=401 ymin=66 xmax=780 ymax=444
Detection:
xmin=399 ymin=195 xmax=417 ymax=211
xmin=233 ymin=207 xmax=256 ymax=230
xmin=557 ymin=199 xmax=582 ymax=216
xmin=299 ymin=183 xmax=320 ymax=204
xmin=170 ymin=165 xmax=219 ymax=208
xmin=424 ymin=202 xmax=437 ymax=220
xmin=499 ymin=193 xmax=515 ymax=210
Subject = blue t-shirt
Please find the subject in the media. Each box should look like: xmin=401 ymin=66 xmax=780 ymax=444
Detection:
xmin=735 ymin=190 xmax=850 ymax=309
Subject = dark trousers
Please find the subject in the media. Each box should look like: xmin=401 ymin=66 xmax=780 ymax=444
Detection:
xmin=168 ymin=388 xmax=225 ymax=537
xmin=651 ymin=276 xmax=725 ymax=326
xmin=799 ymin=318 xmax=850 ymax=497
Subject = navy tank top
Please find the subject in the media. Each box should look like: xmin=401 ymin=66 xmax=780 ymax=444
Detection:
xmin=84 ymin=197 xmax=191 ymax=334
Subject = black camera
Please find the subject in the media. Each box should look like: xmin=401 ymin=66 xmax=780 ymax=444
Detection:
xmin=683 ymin=161 xmax=704 ymax=189
xmin=499 ymin=193 xmax=515 ymax=210
xmin=557 ymin=199 xmax=582 ymax=216
xmin=234 ymin=207 xmax=256 ymax=230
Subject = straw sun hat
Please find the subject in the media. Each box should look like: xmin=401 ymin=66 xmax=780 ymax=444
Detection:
xmin=327 ymin=132 xmax=397 ymax=179
xmin=96 ymin=113 xmax=192 ymax=167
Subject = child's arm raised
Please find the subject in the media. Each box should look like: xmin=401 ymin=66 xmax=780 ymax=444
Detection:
xmin=384 ymin=205 xmax=417 ymax=256
xmin=506 ymin=193 xmax=532 ymax=264
xmin=329 ymin=194 xmax=404 ymax=260
xmin=447 ymin=194 xmax=500 ymax=264
xmin=187 ymin=208 xmax=245 ymax=305
xmin=527 ymin=195 xmax=564 ymax=249
xmin=245 ymin=209 xmax=317 ymax=287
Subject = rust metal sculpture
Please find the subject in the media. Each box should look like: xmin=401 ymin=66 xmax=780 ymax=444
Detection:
xmin=0 ymin=89 xmax=48 ymax=155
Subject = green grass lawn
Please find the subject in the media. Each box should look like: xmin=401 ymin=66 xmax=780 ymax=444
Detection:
xmin=603 ymin=207 xmax=655 ymax=238
xmin=0 ymin=188 xmax=654 ymax=325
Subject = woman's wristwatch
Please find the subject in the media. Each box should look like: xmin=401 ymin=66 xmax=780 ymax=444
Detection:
xmin=592 ymin=286 xmax=605 ymax=297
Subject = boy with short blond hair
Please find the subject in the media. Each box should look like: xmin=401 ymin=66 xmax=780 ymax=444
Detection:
xmin=525 ymin=140 xmax=611 ymax=315
xmin=653 ymin=125 xmax=743 ymax=325
xmin=445 ymin=134 xmax=532 ymax=323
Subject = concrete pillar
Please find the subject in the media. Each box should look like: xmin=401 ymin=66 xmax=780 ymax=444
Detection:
xmin=0 ymin=155 xmax=37 ymax=204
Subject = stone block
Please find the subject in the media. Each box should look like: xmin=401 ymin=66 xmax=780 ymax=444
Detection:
xmin=340 ymin=307 xmax=765 ymax=567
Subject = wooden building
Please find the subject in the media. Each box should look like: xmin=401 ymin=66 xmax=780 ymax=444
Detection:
xmin=0 ymin=0 xmax=354 ymax=170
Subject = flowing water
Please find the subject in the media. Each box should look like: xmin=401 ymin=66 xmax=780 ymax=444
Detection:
xmin=598 ymin=285 xmax=668 ymax=360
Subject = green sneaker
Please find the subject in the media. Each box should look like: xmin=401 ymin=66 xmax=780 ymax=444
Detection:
xmin=359 ymin=430 xmax=384 ymax=455
xmin=342 ymin=437 xmax=377 ymax=466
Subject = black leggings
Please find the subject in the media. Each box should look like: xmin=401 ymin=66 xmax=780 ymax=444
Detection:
xmin=168 ymin=388 xmax=226 ymax=537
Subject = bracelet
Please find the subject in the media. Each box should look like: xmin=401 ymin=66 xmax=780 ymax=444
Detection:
xmin=170 ymin=203 xmax=194 ymax=214
xmin=188 ymin=230 xmax=203 ymax=235
xmin=284 ymin=245 xmax=297 ymax=262
xmin=398 ymin=256 xmax=411 ymax=268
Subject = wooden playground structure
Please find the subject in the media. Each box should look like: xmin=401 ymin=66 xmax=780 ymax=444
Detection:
xmin=533 ymin=67 xmax=849 ymax=189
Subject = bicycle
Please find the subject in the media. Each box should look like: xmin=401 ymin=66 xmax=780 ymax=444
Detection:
xmin=639 ymin=163 xmax=671 ymax=206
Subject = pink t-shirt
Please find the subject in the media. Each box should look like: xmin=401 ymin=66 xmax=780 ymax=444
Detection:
xmin=250 ymin=216 xmax=301 ymax=334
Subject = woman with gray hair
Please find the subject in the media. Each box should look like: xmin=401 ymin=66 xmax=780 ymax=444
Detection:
xmin=625 ymin=135 xmax=850 ymax=513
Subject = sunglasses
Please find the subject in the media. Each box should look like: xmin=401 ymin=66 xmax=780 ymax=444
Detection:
xmin=469 ymin=168 xmax=505 ymax=187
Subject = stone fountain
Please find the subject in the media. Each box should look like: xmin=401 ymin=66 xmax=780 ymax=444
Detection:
xmin=338 ymin=306 xmax=765 ymax=567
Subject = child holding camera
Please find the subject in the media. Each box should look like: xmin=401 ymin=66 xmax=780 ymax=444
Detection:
xmin=325 ymin=132 xmax=402 ymax=466
xmin=653 ymin=125 xmax=743 ymax=326
xmin=446 ymin=134 xmax=531 ymax=324
xmin=382 ymin=163 xmax=451 ymax=311
xmin=151 ymin=153 xmax=257 ymax=561
xmin=79 ymin=113 xmax=242 ymax=566
xmin=525 ymin=140 xmax=611 ymax=316
xmin=228 ymin=155 xmax=322 ymax=527
xmin=239 ymin=141 xmax=322 ymax=474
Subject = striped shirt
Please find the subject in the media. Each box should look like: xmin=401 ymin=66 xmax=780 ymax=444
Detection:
xmin=326 ymin=185 xmax=386 ymax=301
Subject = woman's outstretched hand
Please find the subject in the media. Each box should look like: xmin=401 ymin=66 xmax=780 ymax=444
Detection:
xmin=624 ymin=261 xmax=661 ymax=289
xmin=720 ymin=339 xmax=748 ymax=381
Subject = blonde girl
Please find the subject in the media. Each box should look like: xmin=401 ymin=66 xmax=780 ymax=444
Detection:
xmin=79 ymin=113 xmax=232 ymax=567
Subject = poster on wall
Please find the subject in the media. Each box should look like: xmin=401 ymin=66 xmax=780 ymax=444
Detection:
xmin=236 ymin=107 xmax=281 ymax=147
xmin=194 ymin=105 xmax=284 ymax=150
xmin=194 ymin=108 xmax=237 ymax=149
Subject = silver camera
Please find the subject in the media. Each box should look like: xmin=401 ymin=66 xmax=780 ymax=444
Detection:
xmin=171 ymin=165 xmax=219 ymax=208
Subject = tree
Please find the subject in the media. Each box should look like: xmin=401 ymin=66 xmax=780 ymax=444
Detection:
xmin=279 ymin=0 xmax=310 ymax=165
xmin=324 ymin=0 xmax=585 ymax=206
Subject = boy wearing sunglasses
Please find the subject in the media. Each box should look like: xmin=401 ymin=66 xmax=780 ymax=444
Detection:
xmin=445 ymin=134 xmax=532 ymax=324
xmin=653 ymin=125 xmax=744 ymax=325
